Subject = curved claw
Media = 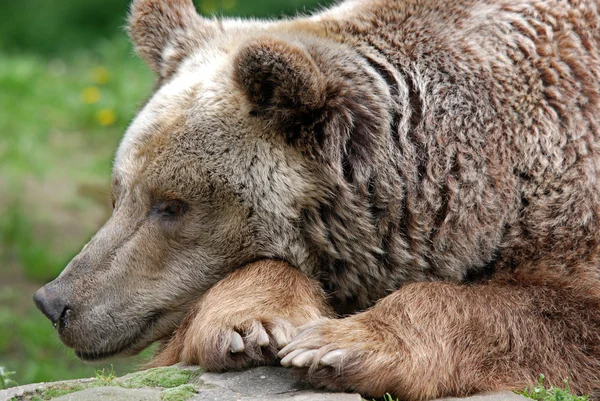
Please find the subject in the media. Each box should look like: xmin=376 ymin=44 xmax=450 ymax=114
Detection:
xmin=291 ymin=349 xmax=318 ymax=367
xmin=271 ymin=325 xmax=290 ymax=348
xmin=280 ymin=348 xmax=308 ymax=367
xmin=230 ymin=331 xmax=245 ymax=353
xmin=321 ymin=349 xmax=346 ymax=366
xmin=257 ymin=323 xmax=270 ymax=347
xmin=278 ymin=341 xmax=296 ymax=359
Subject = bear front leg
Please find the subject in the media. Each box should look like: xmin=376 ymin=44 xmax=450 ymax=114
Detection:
xmin=150 ymin=260 xmax=333 ymax=371
xmin=279 ymin=280 xmax=600 ymax=400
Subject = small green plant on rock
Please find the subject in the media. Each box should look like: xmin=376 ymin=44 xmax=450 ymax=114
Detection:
xmin=0 ymin=366 xmax=17 ymax=389
xmin=95 ymin=365 xmax=116 ymax=384
xmin=519 ymin=375 xmax=589 ymax=401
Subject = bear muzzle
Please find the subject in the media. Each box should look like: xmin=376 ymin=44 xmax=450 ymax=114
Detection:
xmin=33 ymin=283 xmax=71 ymax=335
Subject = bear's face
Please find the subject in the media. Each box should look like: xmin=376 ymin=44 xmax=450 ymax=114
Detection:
xmin=32 ymin=0 xmax=337 ymax=360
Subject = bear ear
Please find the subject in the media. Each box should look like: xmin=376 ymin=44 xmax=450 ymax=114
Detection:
xmin=233 ymin=37 xmax=327 ymax=129
xmin=128 ymin=0 xmax=213 ymax=77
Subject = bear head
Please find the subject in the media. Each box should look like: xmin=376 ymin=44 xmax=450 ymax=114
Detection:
xmin=33 ymin=0 xmax=391 ymax=360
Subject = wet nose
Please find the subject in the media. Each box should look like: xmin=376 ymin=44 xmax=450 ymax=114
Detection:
xmin=33 ymin=284 xmax=69 ymax=326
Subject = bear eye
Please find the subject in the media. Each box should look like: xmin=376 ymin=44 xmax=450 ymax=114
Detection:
xmin=155 ymin=199 xmax=188 ymax=217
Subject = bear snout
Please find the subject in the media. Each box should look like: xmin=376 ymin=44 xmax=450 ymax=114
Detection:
xmin=33 ymin=283 xmax=71 ymax=334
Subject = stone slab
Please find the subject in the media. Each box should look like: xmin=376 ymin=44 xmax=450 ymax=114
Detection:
xmin=198 ymin=366 xmax=310 ymax=396
xmin=0 ymin=366 xmax=530 ymax=401
xmin=434 ymin=391 xmax=530 ymax=401
xmin=242 ymin=391 xmax=362 ymax=401
xmin=0 ymin=378 xmax=97 ymax=401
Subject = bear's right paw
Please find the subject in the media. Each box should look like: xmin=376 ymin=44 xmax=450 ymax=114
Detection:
xmin=149 ymin=260 xmax=331 ymax=370
xmin=153 ymin=314 xmax=305 ymax=371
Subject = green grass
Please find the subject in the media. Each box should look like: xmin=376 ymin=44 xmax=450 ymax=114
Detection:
xmin=0 ymin=366 xmax=17 ymax=389
xmin=0 ymin=0 xmax=334 ymax=55
xmin=0 ymin=37 xmax=153 ymax=282
xmin=519 ymin=375 xmax=589 ymax=401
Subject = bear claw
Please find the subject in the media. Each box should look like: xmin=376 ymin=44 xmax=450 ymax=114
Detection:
xmin=320 ymin=349 xmax=346 ymax=366
xmin=278 ymin=319 xmax=354 ymax=370
xmin=230 ymin=331 xmax=245 ymax=353
xmin=257 ymin=324 xmax=270 ymax=347
xmin=279 ymin=345 xmax=347 ymax=368
xmin=229 ymin=320 xmax=276 ymax=353
xmin=280 ymin=348 xmax=308 ymax=367
xmin=291 ymin=349 xmax=319 ymax=367
xmin=271 ymin=325 xmax=292 ymax=348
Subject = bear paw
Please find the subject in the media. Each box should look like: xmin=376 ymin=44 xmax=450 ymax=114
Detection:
xmin=180 ymin=315 xmax=302 ymax=371
xmin=277 ymin=316 xmax=392 ymax=394
xmin=150 ymin=260 xmax=332 ymax=371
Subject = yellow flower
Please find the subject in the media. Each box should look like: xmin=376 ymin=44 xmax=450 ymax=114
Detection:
xmin=96 ymin=108 xmax=116 ymax=127
xmin=92 ymin=66 xmax=110 ymax=85
xmin=222 ymin=0 xmax=236 ymax=10
xmin=82 ymin=86 xmax=101 ymax=104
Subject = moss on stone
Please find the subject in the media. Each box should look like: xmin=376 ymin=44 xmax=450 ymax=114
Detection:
xmin=7 ymin=367 xmax=204 ymax=400
xmin=160 ymin=384 xmax=197 ymax=401
xmin=120 ymin=367 xmax=196 ymax=389
xmin=33 ymin=383 xmax=86 ymax=399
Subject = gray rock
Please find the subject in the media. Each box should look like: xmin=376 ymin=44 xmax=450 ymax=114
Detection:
xmin=433 ymin=391 xmax=530 ymax=401
xmin=0 ymin=366 xmax=529 ymax=401
xmin=242 ymin=391 xmax=362 ymax=401
xmin=188 ymin=386 xmax=239 ymax=401
xmin=199 ymin=366 xmax=310 ymax=396
xmin=195 ymin=366 xmax=361 ymax=400
xmin=0 ymin=378 xmax=97 ymax=401
xmin=52 ymin=387 xmax=161 ymax=401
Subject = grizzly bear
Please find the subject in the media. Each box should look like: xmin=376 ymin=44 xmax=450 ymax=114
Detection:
xmin=34 ymin=0 xmax=600 ymax=399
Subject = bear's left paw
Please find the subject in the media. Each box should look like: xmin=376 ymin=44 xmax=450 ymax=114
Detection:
xmin=278 ymin=319 xmax=350 ymax=369
xmin=277 ymin=316 xmax=391 ymax=394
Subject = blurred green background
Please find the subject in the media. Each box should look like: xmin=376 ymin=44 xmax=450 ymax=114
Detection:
xmin=0 ymin=0 xmax=332 ymax=388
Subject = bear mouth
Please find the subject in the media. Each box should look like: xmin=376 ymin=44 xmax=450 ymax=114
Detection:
xmin=73 ymin=311 xmax=163 ymax=361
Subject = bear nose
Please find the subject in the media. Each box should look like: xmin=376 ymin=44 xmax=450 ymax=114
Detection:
xmin=33 ymin=285 xmax=69 ymax=327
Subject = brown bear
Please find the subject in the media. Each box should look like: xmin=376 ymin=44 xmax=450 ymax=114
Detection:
xmin=34 ymin=0 xmax=600 ymax=399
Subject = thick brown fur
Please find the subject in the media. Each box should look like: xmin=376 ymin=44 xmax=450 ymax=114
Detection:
xmin=281 ymin=278 xmax=600 ymax=399
xmin=33 ymin=0 xmax=600 ymax=399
